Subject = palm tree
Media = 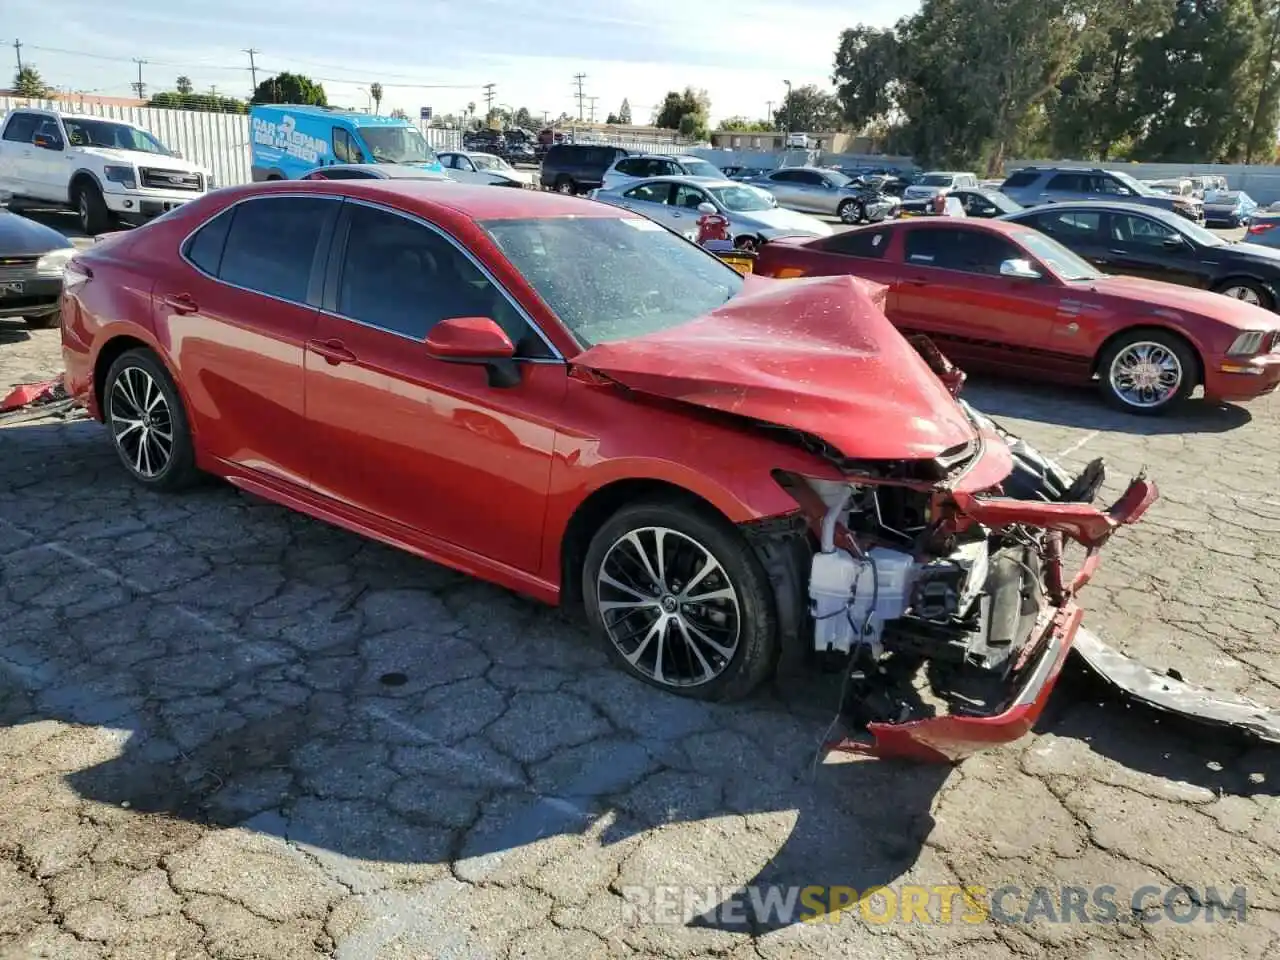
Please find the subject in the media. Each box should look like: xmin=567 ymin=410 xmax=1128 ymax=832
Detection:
xmin=370 ymin=82 xmax=383 ymax=114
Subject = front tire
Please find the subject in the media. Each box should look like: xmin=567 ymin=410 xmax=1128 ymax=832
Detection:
xmin=1097 ymin=330 xmax=1198 ymax=414
xmin=103 ymin=348 xmax=201 ymax=491
xmin=837 ymin=199 xmax=861 ymax=224
xmin=73 ymin=181 xmax=111 ymax=236
xmin=555 ymin=176 xmax=576 ymax=195
xmin=582 ymin=499 xmax=779 ymax=702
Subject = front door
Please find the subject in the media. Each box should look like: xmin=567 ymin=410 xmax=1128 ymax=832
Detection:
xmin=303 ymin=200 xmax=565 ymax=573
xmin=1099 ymin=211 xmax=1206 ymax=288
xmin=891 ymin=225 xmax=1059 ymax=375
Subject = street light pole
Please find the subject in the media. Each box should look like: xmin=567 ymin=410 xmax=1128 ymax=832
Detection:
xmin=782 ymin=80 xmax=792 ymax=137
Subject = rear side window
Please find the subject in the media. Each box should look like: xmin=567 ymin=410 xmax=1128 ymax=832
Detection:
xmin=615 ymin=158 xmax=644 ymax=175
xmin=1046 ymin=172 xmax=1086 ymax=192
xmin=182 ymin=207 xmax=235 ymax=275
xmin=1001 ymin=170 xmax=1040 ymax=189
xmin=2 ymin=112 xmax=40 ymax=142
xmin=1032 ymin=210 xmax=1104 ymax=242
xmin=217 ymin=197 xmax=337 ymax=303
xmin=826 ymin=227 xmax=890 ymax=259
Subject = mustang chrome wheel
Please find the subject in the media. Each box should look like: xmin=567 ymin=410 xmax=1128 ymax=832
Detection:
xmin=1107 ymin=340 xmax=1183 ymax=409
xmin=595 ymin=526 xmax=741 ymax=688
xmin=109 ymin=366 xmax=175 ymax=479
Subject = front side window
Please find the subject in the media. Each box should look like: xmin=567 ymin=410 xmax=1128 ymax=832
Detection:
xmin=217 ymin=196 xmax=336 ymax=302
xmin=337 ymin=204 xmax=547 ymax=356
xmin=332 ymin=128 xmax=355 ymax=163
xmin=826 ymin=227 xmax=891 ymax=259
xmin=905 ymin=228 xmax=1022 ymax=275
xmin=1110 ymin=213 xmax=1180 ymax=248
xmin=482 ymin=216 xmax=742 ymax=347
xmin=673 ymin=184 xmax=709 ymax=209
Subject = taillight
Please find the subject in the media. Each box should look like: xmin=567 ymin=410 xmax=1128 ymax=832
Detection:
xmin=772 ymin=267 xmax=808 ymax=279
xmin=1248 ymin=222 xmax=1277 ymax=234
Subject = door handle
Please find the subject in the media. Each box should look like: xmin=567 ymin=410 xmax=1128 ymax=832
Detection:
xmin=904 ymin=277 xmax=929 ymax=286
xmin=308 ymin=338 xmax=356 ymax=365
xmin=162 ymin=293 xmax=199 ymax=315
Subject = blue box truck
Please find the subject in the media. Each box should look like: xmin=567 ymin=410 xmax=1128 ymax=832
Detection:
xmin=249 ymin=104 xmax=445 ymax=180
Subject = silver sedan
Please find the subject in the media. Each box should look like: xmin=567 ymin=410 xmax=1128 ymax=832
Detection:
xmin=589 ymin=176 xmax=832 ymax=246
xmin=743 ymin=166 xmax=900 ymax=223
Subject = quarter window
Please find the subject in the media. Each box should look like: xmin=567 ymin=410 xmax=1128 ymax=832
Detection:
xmin=336 ymin=204 xmax=549 ymax=357
xmin=182 ymin=207 xmax=235 ymax=276
xmin=217 ymin=197 xmax=336 ymax=302
xmin=2 ymin=113 xmax=40 ymax=143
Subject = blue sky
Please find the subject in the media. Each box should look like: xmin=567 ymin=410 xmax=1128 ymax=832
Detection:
xmin=7 ymin=0 xmax=907 ymax=124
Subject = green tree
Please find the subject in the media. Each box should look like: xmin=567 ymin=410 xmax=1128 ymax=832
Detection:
xmin=618 ymin=98 xmax=632 ymax=124
xmin=250 ymin=72 xmax=327 ymax=106
xmin=149 ymin=90 xmax=247 ymax=114
xmin=1129 ymin=0 xmax=1267 ymax=162
xmin=774 ymin=84 xmax=840 ymax=132
xmin=13 ymin=65 xmax=50 ymax=98
xmin=605 ymin=113 xmax=620 ymax=124
xmin=832 ymin=26 xmax=902 ymax=132
xmin=514 ymin=106 xmax=533 ymax=128
xmin=370 ymin=82 xmax=383 ymax=114
xmin=176 ymin=75 xmax=193 ymax=95
xmin=718 ymin=116 xmax=773 ymax=132
xmin=655 ymin=87 xmax=710 ymax=137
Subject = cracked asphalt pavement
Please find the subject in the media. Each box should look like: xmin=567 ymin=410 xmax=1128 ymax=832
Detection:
xmin=2 ymin=318 xmax=1279 ymax=959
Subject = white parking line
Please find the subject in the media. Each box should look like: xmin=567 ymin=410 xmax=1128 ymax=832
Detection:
xmin=1056 ymin=430 xmax=1099 ymax=459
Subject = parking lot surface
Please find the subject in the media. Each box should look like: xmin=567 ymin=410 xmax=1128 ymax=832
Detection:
xmin=2 ymin=227 xmax=1279 ymax=959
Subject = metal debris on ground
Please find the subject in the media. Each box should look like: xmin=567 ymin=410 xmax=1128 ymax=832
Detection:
xmin=0 ymin=373 xmax=86 ymax=423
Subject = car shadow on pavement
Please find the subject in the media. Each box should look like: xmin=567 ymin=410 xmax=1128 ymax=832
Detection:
xmin=0 ymin=418 xmax=952 ymax=938
xmin=963 ymin=377 xmax=1253 ymax=434
xmin=0 ymin=325 xmax=32 ymax=346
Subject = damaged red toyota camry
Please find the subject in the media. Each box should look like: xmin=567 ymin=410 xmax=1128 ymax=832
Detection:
xmin=59 ymin=181 xmax=1157 ymax=761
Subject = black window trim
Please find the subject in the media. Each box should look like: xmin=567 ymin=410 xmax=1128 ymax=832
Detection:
xmin=902 ymin=225 xmax=1032 ymax=278
xmin=178 ymin=192 xmax=343 ymax=308
xmin=319 ymin=197 xmax=564 ymax=362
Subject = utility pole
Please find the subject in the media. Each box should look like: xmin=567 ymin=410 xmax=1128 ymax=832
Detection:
xmin=482 ymin=83 xmax=496 ymax=115
xmin=587 ymin=96 xmax=598 ymax=123
xmin=131 ymin=59 xmax=147 ymax=100
xmin=782 ymin=79 xmax=792 ymax=135
xmin=572 ymin=73 xmax=586 ymax=121
xmin=766 ymin=101 xmax=774 ymax=125
xmin=244 ymin=48 xmax=260 ymax=95
xmin=12 ymin=39 xmax=22 ymax=72
xmin=542 ymin=109 xmax=549 ymax=125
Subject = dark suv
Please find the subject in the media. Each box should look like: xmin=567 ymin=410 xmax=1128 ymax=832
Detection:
xmin=1000 ymin=166 xmax=1205 ymax=223
xmin=539 ymin=143 xmax=630 ymax=194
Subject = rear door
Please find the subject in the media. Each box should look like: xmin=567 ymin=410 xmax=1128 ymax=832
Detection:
xmin=0 ymin=111 xmax=41 ymax=197
xmin=891 ymin=225 xmax=1060 ymax=373
xmin=156 ymin=194 xmax=341 ymax=486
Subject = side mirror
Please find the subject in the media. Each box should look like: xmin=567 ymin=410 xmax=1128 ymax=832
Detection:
xmin=999 ymin=258 xmax=1042 ymax=280
xmin=697 ymin=202 xmax=717 ymax=215
xmin=32 ymin=134 xmax=62 ymax=151
xmin=1162 ymin=235 xmax=1185 ymax=249
xmin=424 ymin=316 xmax=520 ymax=388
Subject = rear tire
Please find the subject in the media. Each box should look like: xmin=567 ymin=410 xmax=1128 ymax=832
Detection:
xmin=1097 ymin=330 xmax=1197 ymax=415
xmin=1213 ymin=278 xmax=1272 ymax=310
xmin=582 ymin=499 xmax=779 ymax=702
xmin=555 ymin=176 xmax=576 ymax=195
xmin=103 ymin=348 xmax=202 ymax=491
xmin=73 ymin=181 xmax=111 ymax=236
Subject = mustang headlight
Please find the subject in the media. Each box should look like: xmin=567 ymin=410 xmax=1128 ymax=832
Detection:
xmin=36 ymin=248 xmax=75 ymax=277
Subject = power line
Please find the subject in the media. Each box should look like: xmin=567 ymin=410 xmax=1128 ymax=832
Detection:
xmin=572 ymin=73 xmax=586 ymax=121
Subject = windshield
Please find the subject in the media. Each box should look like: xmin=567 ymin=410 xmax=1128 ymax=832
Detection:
xmin=360 ymin=125 xmax=438 ymax=164
xmin=682 ymin=158 xmax=722 ymax=178
xmin=919 ymin=174 xmax=955 ymax=186
xmin=1109 ymin=170 xmax=1150 ymax=195
xmin=1174 ymin=216 xmax=1228 ymax=247
xmin=482 ymin=216 xmax=743 ymax=346
xmin=708 ymin=184 xmax=774 ymax=212
xmin=62 ymin=118 xmax=171 ymax=156
xmin=1014 ymin=229 xmax=1104 ymax=282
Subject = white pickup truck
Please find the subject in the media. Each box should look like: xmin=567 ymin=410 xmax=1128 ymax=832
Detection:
xmin=0 ymin=108 xmax=213 ymax=235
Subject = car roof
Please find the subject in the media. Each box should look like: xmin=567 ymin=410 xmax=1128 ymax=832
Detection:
xmin=1003 ymin=199 xmax=1170 ymax=216
xmin=881 ymin=217 xmax=1032 ymax=238
xmin=612 ymin=175 xmax=737 ymax=190
xmin=248 ymin=103 xmax=412 ymax=127
xmin=218 ymin=178 xmax=631 ymax=221
xmin=445 ymin=150 xmax=501 ymax=158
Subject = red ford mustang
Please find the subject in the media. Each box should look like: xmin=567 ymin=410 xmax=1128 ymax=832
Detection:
xmin=755 ymin=218 xmax=1280 ymax=414
xmin=59 ymin=181 xmax=1155 ymax=761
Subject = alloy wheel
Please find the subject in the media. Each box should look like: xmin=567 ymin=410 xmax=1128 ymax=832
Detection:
xmin=595 ymin=526 xmax=741 ymax=688
xmin=1108 ymin=340 xmax=1183 ymax=409
xmin=1220 ymin=284 xmax=1262 ymax=307
xmin=108 ymin=366 xmax=175 ymax=478
xmin=78 ymin=192 xmax=91 ymax=233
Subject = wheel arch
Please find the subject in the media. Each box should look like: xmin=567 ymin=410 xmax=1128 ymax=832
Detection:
xmin=68 ymin=169 xmax=104 ymax=206
xmin=92 ymin=333 xmax=194 ymax=435
xmin=1091 ymin=323 xmax=1205 ymax=387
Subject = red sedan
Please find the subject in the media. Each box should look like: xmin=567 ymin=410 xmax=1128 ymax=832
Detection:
xmin=756 ymin=218 xmax=1280 ymax=413
xmin=60 ymin=180 xmax=1154 ymax=761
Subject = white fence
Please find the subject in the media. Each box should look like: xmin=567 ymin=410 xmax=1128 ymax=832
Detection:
xmin=0 ymin=97 xmax=465 ymax=187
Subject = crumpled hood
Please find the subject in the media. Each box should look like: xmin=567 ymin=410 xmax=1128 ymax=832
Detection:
xmin=1091 ymin=274 xmax=1279 ymax=330
xmin=573 ymin=274 xmax=979 ymax=460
